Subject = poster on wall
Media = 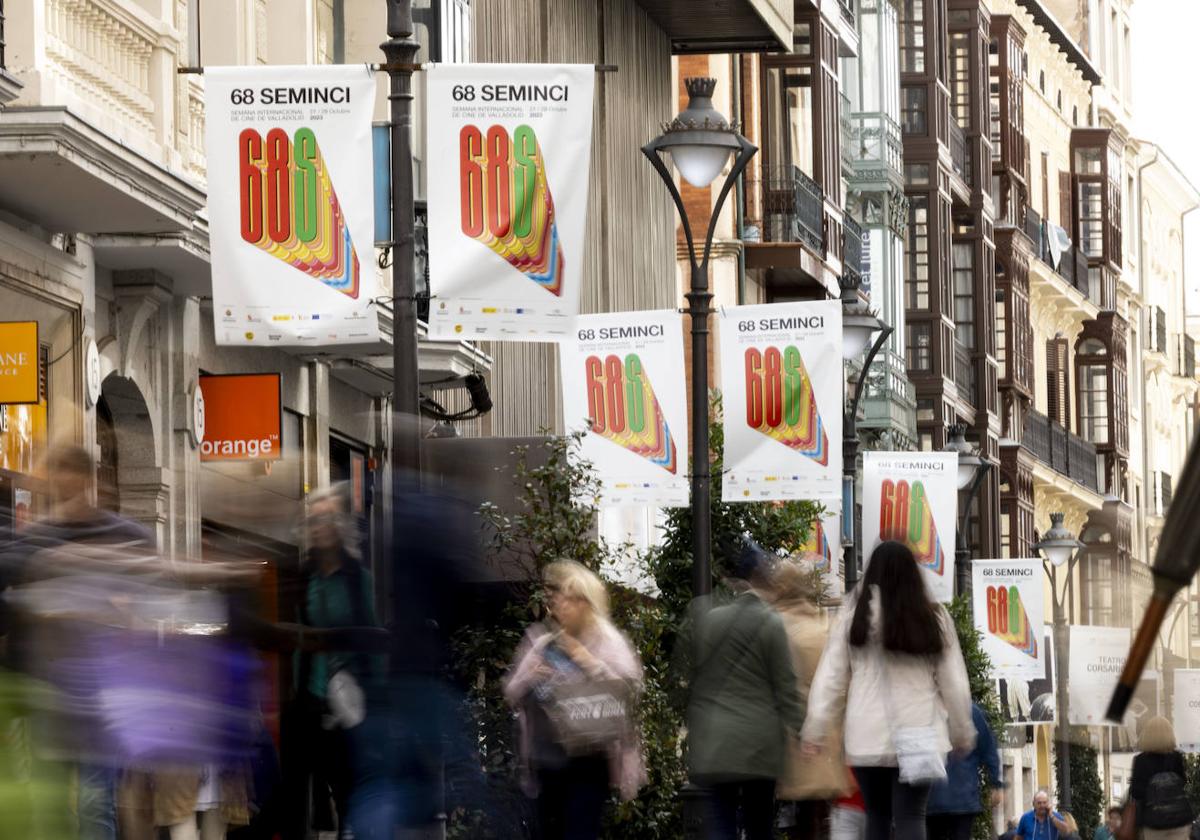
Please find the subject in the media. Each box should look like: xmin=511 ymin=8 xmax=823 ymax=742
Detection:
xmin=426 ymin=64 xmax=595 ymax=341
xmin=998 ymin=624 xmax=1056 ymax=725
xmin=971 ymin=559 xmax=1045 ymax=679
xmin=861 ymin=451 xmax=957 ymax=601
xmin=798 ymin=509 xmax=842 ymax=594
xmin=205 ymin=65 xmax=379 ymax=347
xmin=1068 ymin=624 xmax=1158 ymax=744
xmin=560 ymin=310 xmax=688 ymax=507
xmin=718 ymin=301 xmax=843 ymax=503
xmin=1173 ymin=670 xmax=1200 ymax=753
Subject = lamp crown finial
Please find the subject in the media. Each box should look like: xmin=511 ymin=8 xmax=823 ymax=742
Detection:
xmin=1049 ymin=512 xmax=1065 ymax=528
xmin=685 ymin=77 xmax=717 ymax=99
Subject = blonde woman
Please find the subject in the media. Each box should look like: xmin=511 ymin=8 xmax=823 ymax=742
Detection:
xmin=504 ymin=560 xmax=645 ymax=840
xmin=767 ymin=558 xmax=852 ymax=839
xmin=1126 ymin=717 xmax=1193 ymax=840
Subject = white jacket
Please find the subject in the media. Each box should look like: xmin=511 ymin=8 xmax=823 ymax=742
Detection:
xmin=802 ymin=586 xmax=976 ymax=767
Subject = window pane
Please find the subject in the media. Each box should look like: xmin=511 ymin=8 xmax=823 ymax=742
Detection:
xmin=906 ymin=196 xmax=931 ymax=309
xmin=900 ymin=0 xmax=926 ymax=73
xmin=764 ymin=66 xmax=815 ymax=178
xmin=1079 ymin=363 xmax=1109 ymax=443
xmin=902 ymin=86 xmax=927 ymax=135
xmin=952 ymin=242 xmax=975 ymax=348
xmin=907 ymin=322 xmax=932 ymax=371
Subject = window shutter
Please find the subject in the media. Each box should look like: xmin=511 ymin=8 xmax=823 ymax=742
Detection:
xmin=1046 ymin=338 xmax=1070 ymax=427
xmin=1059 ymin=171 xmax=1073 ymax=233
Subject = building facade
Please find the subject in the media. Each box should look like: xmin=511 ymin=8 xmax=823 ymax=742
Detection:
xmin=0 ymin=0 xmax=792 ymax=611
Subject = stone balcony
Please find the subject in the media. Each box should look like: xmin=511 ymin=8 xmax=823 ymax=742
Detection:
xmin=8 ymin=0 xmax=205 ymax=181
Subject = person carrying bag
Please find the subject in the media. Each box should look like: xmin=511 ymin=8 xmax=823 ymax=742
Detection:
xmin=802 ymin=541 xmax=975 ymax=840
xmin=504 ymin=560 xmax=644 ymax=840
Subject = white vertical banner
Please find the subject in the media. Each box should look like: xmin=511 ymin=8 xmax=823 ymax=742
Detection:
xmin=1174 ymin=670 xmax=1200 ymax=753
xmin=426 ymin=64 xmax=595 ymax=341
xmin=718 ymin=301 xmax=843 ymax=503
xmin=560 ymin=310 xmax=688 ymax=507
xmin=205 ymin=65 xmax=379 ymax=346
xmin=861 ymin=451 xmax=957 ymax=602
xmin=971 ymin=559 xmax=1044 ymax=679
xmin=799 ymin=509 xmax=842 ymax=594
xmin=1068 ymin=624 xmax=1131 ymax=725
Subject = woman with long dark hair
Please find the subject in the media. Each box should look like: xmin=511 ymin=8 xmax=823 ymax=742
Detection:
xmin=801 ymin=541 xmax=975 ymax=840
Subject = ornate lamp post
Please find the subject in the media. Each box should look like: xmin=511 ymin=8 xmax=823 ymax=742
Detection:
xmin=943 ymin=423 xmax=990 ymax=596
xmin=643 ymin=77 xmax=756 ymax=597
xmin=840 ymin=282 xmax=891 ymax=593
xmin=1033 ymin=512 xmax=1086 ymax=810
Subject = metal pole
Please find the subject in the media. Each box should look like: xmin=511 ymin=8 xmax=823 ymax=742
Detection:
xmin=1052 ymin=564 xmax=1072 ymax=811
xmin=688 ymin=262 xmax=713 ymax=597
xmin=383 ymin=3 xmax=438 ymax=837
xmin=955 ymin=462 xmax=991 ymax=597
xmin=383 ymin=1 xmax=422 ymax=477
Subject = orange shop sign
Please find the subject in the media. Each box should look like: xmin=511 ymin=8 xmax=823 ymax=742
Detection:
xmin=198 ymin=373 xmax=282 ymax=462
xmin=0 ymin=321 xmax=39 ymax=405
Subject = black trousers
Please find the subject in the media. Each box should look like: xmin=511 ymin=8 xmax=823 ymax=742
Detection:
xmin=534 ymin=754 xmax=610 ymax=840
xmin=281 ymin=693 xmax=352 ymax=840
xmin=705 ymin=778 xmax=777 ymax=840
xmin=927 ymin=813 xmax=977 ymax=840
xmin=853 ymin=766 xmax=932 ymax=840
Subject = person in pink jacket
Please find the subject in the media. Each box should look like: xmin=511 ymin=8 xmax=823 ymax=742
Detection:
xmin=802 ymin=541 xmax=976 ymax=840
xmin=504 ymin=560 xmax=645 ymax=840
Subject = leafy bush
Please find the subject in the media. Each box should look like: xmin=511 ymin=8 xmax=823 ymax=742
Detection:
xmin=1063 ymin=734 xmax=1103 ymax=840
xmin=947 ymin=595 xmax=1005 ymax=840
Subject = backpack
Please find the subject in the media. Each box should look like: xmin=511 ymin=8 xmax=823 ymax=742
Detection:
xmin=1143 ymin=770 xmax=1193 ymax=829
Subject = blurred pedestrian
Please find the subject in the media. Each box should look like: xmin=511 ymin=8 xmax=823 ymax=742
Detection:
xmin=686 ymin=540 xmax=804 ymax=840
xmin=802 ymin=541 xmax=975 ymax=840
xmin=504 ymin=559 xmax=644 ymax=840
xmin=1125 ymin=717 xmax=1193 ymax=840
xmin=767 ymin=558 xmax=851 ymax=838
xmin=1016 ymin=790 xmax=1068 ymax=840
xmin=927 ymin=703 xmax=1004 ymax=840
xmin=830 ymin=773 xmax=868 ymax=840
xmin=1095 ymin=807 xmax=1123 ymax=840
xmin=282 ymin=486 xmax=382 ymax=840
xmin=0 ymin=445 xmax=155 ymax=840
xmin=1060 ymin=813 xmax=1083 ymax=840
xmin=1002 ymin=818 xmax=1020 ymax=840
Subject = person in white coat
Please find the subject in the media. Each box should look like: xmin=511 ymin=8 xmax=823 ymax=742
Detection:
xmin=801 ymin=541 xmax=975 ymax=840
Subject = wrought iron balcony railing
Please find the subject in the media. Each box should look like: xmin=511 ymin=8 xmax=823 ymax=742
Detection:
xmin=1025 ymin=206 xmax=1044 ymax=258
xmin=839 ymin=0 xmax=856 ymax=27
xmin=1155 ymin=307 xmax=1168 ymax=355
xmin=843 ymin=214 xmax=864 ymax=287
xmin=1022 ymin=409 xmax=1100 ymax=491
xmin=756 ymin=165 xmax=825 ymax=253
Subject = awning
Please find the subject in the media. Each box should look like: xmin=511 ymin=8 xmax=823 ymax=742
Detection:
xmin=634 ymin=0 xmax=791 ymax=53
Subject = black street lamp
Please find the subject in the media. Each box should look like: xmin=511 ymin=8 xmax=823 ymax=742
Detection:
xmin=840 ymin=283 xmax=891 ymax=593
xmin=643 ymin=77 xmax=756 ymax=597
xmin=1033 ymin=511 xmax=1086 ymax=811
xmin=944 ymin=422 xmax=991 ymax=597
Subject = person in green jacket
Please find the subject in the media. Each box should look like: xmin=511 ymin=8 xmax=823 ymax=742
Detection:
xmin=687 ymin=539 xmax=805 ymax=840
